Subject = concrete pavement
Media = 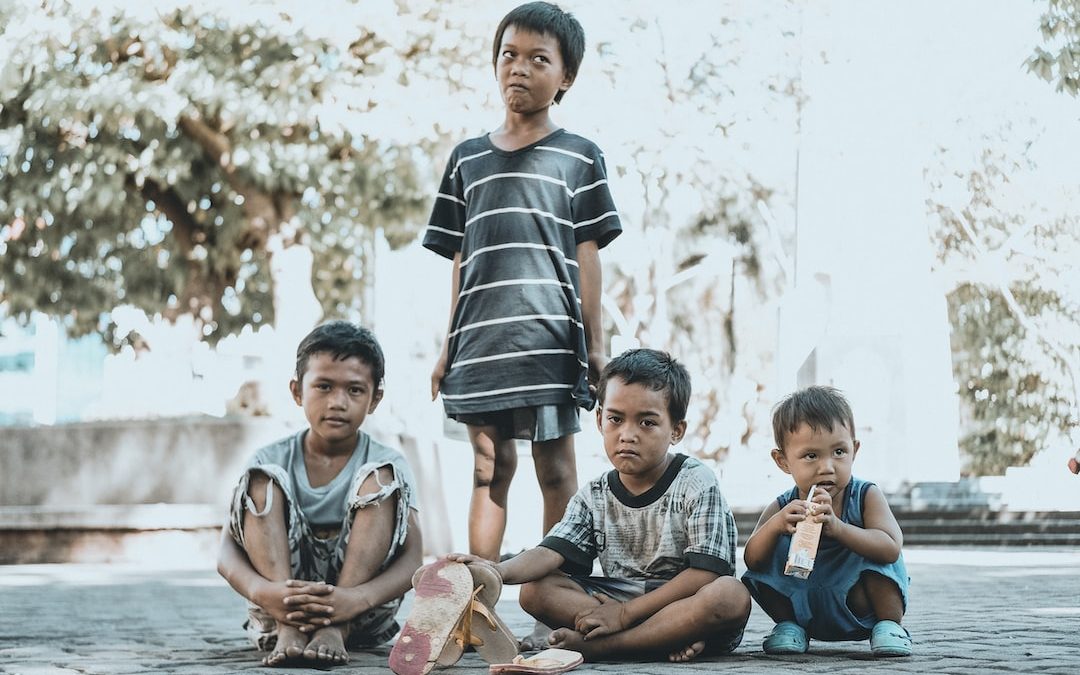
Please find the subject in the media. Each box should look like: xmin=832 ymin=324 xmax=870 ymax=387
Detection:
xmin=1 ymin=548 xmax=1078 ymax=674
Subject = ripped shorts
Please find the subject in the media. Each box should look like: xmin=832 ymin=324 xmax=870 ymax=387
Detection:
xmin=228 ymin=460 xmax=413 ymax=650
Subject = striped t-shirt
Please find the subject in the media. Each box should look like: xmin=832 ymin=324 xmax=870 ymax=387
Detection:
xmin=423 ymin=129 xmax=622 ymax=415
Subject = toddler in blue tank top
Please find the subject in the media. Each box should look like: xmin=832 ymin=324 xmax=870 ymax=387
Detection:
xmin=741 ymin=386 xmax=912 ymax=657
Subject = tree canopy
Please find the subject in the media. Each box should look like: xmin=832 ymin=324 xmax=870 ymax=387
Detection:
xmin=1028 ymin=0 xmax=1080 ymax=96
xmin=0 ymin=0 xmax=475 ymax=344
xmin=928 ymin=131 xmax=1080 ymax=474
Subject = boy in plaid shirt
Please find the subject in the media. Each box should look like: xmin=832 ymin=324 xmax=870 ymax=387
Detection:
xmin=451 ymin=349 xmax=750 ymax=662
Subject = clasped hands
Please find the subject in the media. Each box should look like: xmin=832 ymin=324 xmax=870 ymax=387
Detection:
xmin=259 ymin=579 xmax=372 ymax=633
xmin=574 ymin=593 xmax=629 ymax=639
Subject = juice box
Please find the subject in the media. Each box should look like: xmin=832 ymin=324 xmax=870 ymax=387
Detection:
xmin=784 ymin=488 xmax=822 ymax=579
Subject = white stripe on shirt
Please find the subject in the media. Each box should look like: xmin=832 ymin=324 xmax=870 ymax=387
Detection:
xmin=465 ymin=207 xmax=573 ymax=229
xmin=441 ymin=383 xmax=574 ymax=400
xmin=437 ymin=192 xmax=466 ymax=205
xmin=449 ymin=314 xmax=582 ymax=338
xmin=459 ymin=278 xmax=574 ymax=296
xmin=573 ymin=210 xmax=619 ymax=229
xmin=460 ymin=243 xmax=578 ymax=268
xmin=572 ymin=179 xmax=609 ymax=197
xmin=427 ymin=225 xmax=464 ymax=238
xmin=450 ymin=348 xmax=576 ymax=369
xmin=464 ymin=172 xmax=572 ymax=199
xmin=450 ymin=150 xmax=493 ymax=179
xmin=537 ymin=146 xmax=594 ymax=164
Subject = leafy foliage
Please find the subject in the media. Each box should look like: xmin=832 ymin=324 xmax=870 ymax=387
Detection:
xmin=0 ymin=0 xmax=461 ymax=344
xmin=928 ymin=136 xmax=1080 ymax=474
xmin=1028 ymin=0 xmax=1080 ymax=96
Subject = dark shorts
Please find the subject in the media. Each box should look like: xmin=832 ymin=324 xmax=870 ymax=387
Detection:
xmin=452 ymin=402 xmax=581 ymax=442
xmin=568 ymin=575 xmax=745 ymax=655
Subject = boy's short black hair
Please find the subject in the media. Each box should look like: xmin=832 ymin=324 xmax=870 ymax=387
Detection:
xmin=294 ymin=320 xmax=385 ymax=387
xmin=492 ymin=1 xmax=585 ymax=104
xmin=597 ymin=348 xmax=691 ymax=423
xmin=772 ymin=386 xmax=856 ymax=453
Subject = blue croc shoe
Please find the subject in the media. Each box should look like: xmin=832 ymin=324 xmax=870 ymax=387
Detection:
xmin=870 ymin=620 xmax=912 ymax=657
xmin=763 ymin=621 xmax=809 ymax=655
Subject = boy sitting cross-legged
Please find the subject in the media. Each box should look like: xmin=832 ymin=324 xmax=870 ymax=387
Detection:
xmin=450 ymin=348 xmax=750 ymax=663
xmin=217 ymin=321 xmax=423 ymax=667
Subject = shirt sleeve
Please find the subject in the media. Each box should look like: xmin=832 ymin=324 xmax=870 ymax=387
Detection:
xmin=538 ymin=489 xmax=596 ymax=575
xmin=684 ymin=483 xmax=738 ymax=576
xmin=571 ymin=145 xmax=621 ymax=249
xmin=422 ymin=150 xmax=466 ymax=259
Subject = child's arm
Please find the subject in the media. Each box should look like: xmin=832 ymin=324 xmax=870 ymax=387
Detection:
xmin=216 ymin=525 xmax=324 ymax=632
xmin=338 ymin=510 xmax=424 ymax=615
xmin=431 ymin=252 xmax=462 ymax=400
xmin=577 ymin=240 xmax=606 ymax=386
xmin=743 ymin=499 xmax=809 ymax=571
xmin=574 ymin=567 xmax=719 ymax=639
xmin=448 ymin=546 xmax=565 ymax=585
xmin=812 ymin=485 xmax=902 ymax=564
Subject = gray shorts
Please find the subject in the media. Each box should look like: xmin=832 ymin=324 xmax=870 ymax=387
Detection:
xmin=228 ymin=461 xmax=413 ymax=650
xmin=569 ymin=575 xmax=744 ymax=655
xmin=452 ymin=403 xmax=581 ymax=442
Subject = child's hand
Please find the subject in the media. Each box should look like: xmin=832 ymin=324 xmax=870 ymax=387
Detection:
xmin=574 ymin=593 xmax=627 ymax=639
xmin=774 ymin=499 xmax=811 ymax=535
xmin=586 ymin=351 xmax=608 ymax=397
xmin=255 ymin=579 xmax=333 ymax=632
xmin=281 ymin=580 xmax=336 ymax=632
xmin=1068 ymin=448 xmax=1080 ymax=474
xmin=430 ymin=351 xmax=448 ymax=400
xmin=808 ymin=488 xmax=840 ymax=534
xmin=283 ymin=580 xmax=376 ymax=631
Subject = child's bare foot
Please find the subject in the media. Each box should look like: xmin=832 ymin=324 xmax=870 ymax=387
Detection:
xmin=669 ymin=641 xmax=706 ymax=662
xmin=303 ymin=625 xmax=349 ymax=664
xmin=519 ymin=620 xmax=553 ymax=652
xmin=264 ymin=624 xmax=307 ymax=666
xmin=548 ymin=628 xmax=592 ymax=658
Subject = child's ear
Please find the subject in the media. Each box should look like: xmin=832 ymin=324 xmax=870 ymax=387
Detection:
xmin=560 ymin=72 xmax=575 ymax=93
xmin=595 ymin=406 xmax=604 ymax=432
xmin=852 ymin=439 xmax=860 ymax=457
xmin=771 ymin=448 xmax=791 ymax=475
xmin=670 ymin=419 xmax=687 ymax=445
xmin=368 ymin=388 xmax=384 ymax=414
xmin=289 ymin=378 xmax=302 ymax=406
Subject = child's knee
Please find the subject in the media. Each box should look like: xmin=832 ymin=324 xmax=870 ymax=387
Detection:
xmin=700 ymin=576 xmax=751 ymax=624
xmin=518 ymin=580 xmax=545 ymax=614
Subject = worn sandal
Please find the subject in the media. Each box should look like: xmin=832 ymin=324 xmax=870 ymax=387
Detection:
xmin=488 ymin=648 xmax=584 ymax=674
xmin=389 ymin=559 xmax=475 ymax=675
xmin=464 ymin=563 xmax=519 ymax=664
xmin=762 ymin=621 xmax=809 ymax=655
xmin=870 ymin=620 xmax=912 ymax=657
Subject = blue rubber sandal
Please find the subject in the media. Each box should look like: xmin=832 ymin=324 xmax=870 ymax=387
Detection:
xmin=870 ymin=620 xmax=912 ymax=657
xmin=762 ymin=621 xmax=809 ymax=655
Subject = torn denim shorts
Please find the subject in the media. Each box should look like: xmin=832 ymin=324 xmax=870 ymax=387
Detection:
xmin=228 ymin=461 xmax=413 ymax=650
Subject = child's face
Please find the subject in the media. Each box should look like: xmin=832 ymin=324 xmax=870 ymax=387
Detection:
xmin=596 ymin=377 xmax=686 ymax=485
xmin=771 ymin=421 xmax=859 ymax=500
xmin=290 ymin=352 xmax=382 ymax=450
xmin=495 ymin=25 xmax=572 ymax=115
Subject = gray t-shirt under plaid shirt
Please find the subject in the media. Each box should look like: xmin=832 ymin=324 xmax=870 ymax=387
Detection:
xmin=540 ymin=454 xmax=738 ymax=581
xmin=422 ymin=129 xmax=622 ymax=415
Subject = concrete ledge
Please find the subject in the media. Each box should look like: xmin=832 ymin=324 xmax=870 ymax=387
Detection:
xmin=0 ymin=504 xmax=222 ymax=530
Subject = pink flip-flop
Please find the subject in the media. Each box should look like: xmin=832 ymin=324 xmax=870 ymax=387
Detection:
xmin=389 ymin=559 xmax=474 ymax=675
xmin=488 ymin=648 xmax=584 ymax=674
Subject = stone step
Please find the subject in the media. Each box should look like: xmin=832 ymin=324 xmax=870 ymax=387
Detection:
xmin=731 ymin=509 xmax=1080 ymax=547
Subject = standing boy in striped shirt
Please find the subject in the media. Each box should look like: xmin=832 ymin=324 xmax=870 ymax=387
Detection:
xmin=424 ymin=0 xmax=622 ymax=589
